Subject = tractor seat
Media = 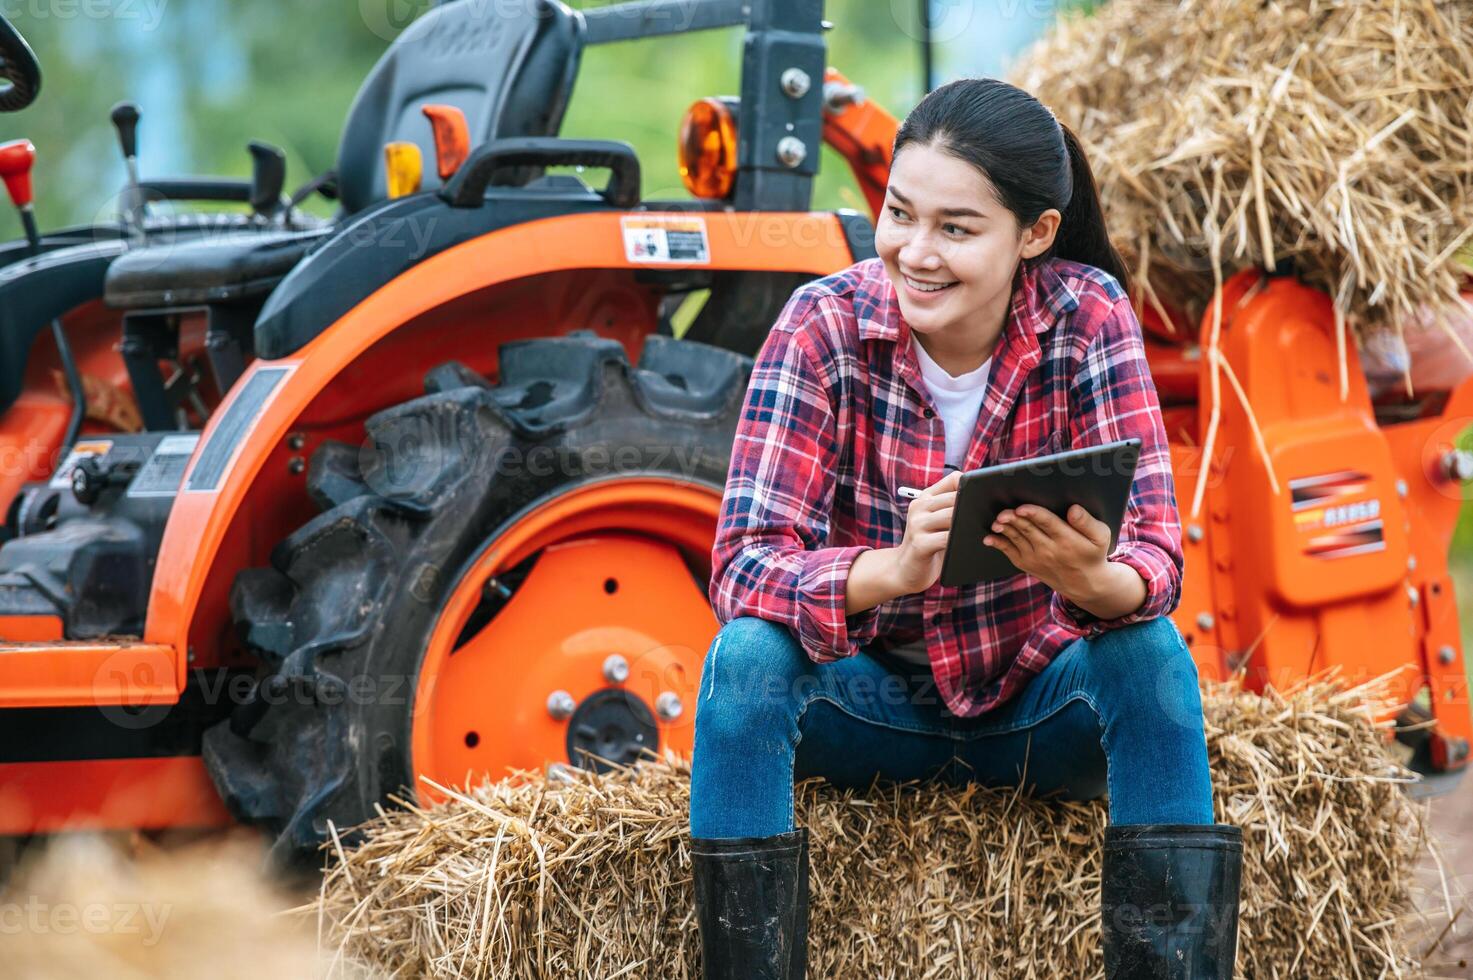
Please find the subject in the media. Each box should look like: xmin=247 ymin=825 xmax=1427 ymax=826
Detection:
xmin=104 ymin=228 xmax=332 ymax=309
xmin=105 ymin=0 xmax=582 ymax=312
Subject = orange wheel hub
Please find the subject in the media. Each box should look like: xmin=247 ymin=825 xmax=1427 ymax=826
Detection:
xmin=411 ymin=477 xmax=721 ymax=801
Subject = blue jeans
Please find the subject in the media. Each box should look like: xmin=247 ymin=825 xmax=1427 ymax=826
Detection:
xmin=689 ymin=615 xmax=1214 ymax=839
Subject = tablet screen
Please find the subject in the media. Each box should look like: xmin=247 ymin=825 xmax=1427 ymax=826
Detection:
xmin=939 ymin=438 xmax=1141 ymax=587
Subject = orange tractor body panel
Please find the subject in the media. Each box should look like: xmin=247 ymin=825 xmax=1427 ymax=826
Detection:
xmin=1180 ymin=273 xmax=1473 ymax=769
xmin=0 ymin=640 xmax=178 ymax=708
xmin=0 ymin=757 xmax=230 ymax=834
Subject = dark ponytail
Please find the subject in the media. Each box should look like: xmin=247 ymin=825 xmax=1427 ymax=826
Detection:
xmin=1054 ymin=122 xmax=1130 ymax=292
xmin=893 ymin=78 xmax=1131 ymax=294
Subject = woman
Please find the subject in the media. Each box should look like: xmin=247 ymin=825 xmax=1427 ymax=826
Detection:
xmin=688 ymin=78 xmax=1243 ymax=979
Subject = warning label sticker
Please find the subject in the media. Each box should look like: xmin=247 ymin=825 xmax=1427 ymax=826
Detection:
xmin=49 ymin=440 xmax=114 ymax=490
xmin=621 ymin=216 xmax=710 ymax=264
xmin=127 ymin=434 xmax=201 ymax=498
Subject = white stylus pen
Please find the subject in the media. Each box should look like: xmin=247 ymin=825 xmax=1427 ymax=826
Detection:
xmin=898 ymin=466 xmax=959 ymax=501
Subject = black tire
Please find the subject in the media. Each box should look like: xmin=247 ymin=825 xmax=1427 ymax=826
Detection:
xmin=201 ymin=330 xmax=752 ymax=868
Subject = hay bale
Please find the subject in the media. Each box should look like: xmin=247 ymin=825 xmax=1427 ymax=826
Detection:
xmin=1007 ymin=0 xmax=1473 ymax=366
xmin=314 ymin=671 xmax=1459 ymax=978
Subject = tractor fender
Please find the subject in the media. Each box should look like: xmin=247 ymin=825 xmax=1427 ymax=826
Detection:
xmin=144 ymin=208 xmax=861 ymax=687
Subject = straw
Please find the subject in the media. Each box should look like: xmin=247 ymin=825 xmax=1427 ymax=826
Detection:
xmin=1008 ymin=0 xmax=1473 ymax=396
xmin=311 ymin=670 xmax=1462 ymax=978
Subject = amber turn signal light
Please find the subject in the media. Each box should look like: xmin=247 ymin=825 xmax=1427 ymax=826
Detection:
xmin=678 ymin=97 xmax=738 ymax=200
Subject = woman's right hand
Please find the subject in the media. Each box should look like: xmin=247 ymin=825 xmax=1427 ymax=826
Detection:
xmin=892 ymin=470 xmax=961 ymax=594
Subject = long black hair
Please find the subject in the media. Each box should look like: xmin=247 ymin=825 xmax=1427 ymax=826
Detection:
xmin=893 ymin=77 xmax=1131 ymax=294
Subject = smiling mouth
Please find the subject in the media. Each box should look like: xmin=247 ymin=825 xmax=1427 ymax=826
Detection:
xmin=903 ymin=274 xmax=958 ymax=293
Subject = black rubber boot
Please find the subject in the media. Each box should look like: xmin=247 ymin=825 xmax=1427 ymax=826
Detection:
xmin=1101 ymin=823 xmax=1243 ymax=979
xmin=691 ymin=827 xmax=809 ymax=980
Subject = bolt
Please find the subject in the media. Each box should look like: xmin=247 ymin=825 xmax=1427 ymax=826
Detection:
xmin=1439 ymin=645 xmax=1456 ymax=665
xmin=287 ymin=456 xmax=305 ymax=475
xmin=547 ymin=690 xmax=576 ymax=720
xmin=776 ymin=136 xmax=807 ymax=168
xmin=1408 ymin=555 xmax=1418 ymax=572
xmin=780 ymin=67 xmax=811 ymax=99
xmin=1396 ymin=478 xmax=1409 ymax=498
xmin=1442 ymin=450 xmax=1473 ymax=482
xmin=1196 ymin=612 xmax=1215 ymax=632
xmin=656 ymin=691 xmax=683 ymax=722
xmin=1186 ymin=524 xmax=1204 ymax=543
xmin=603 ymin=654 xmax=629 ymax=684
xmin=1408 ymin=584 xmax=1420 ymax=608
xmin=287 ymin=433 xmax=305 ymax=451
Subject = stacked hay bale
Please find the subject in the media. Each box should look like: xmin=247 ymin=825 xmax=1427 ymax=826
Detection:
xmin=313 ymin=673 xmax=1458 ymax=978
xmin=1006 ymin=0 xmax=1473 ymax=380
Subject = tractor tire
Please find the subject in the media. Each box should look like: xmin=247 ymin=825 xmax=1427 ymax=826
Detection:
xmin=201 ymin=330 xmax=752 ymax=869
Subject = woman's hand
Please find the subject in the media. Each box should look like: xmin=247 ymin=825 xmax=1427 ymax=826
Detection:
xmin=892 ymin=470 xmax=961 ymax=594
xmin=984 ymin=504 xmax=1111 ymax=599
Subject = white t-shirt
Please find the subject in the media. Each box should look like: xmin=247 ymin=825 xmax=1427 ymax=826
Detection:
xmin=884 ymin=333 xmax=993 ymax=669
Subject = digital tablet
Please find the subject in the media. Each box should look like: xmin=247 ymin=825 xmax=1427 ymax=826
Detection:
xmin=939 ymin=438 xmax=1142 ymax=588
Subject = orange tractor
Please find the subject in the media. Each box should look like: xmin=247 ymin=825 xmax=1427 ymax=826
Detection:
xmin=0 ymin=0 xmax=1467 ymax=869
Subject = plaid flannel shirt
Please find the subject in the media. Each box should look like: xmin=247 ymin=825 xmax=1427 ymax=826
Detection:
xmin=707 ymin=255 xmax=1184 ymax=718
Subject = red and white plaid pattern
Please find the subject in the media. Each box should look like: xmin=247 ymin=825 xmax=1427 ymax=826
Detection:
xmin=707 ymin=255 xmax=1184 ymax=718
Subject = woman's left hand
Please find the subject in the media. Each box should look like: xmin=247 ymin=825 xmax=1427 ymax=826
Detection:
xmin=984 ymin=504 xmax=1111 ymax=598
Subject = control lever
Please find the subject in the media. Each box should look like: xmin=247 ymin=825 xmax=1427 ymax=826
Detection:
xmin=422 ymin=104 xmax=470 ymax=180
xmin=248 ymin=140 xmax=286 ymax=217
xmin=71 ymin=454 xmax=141 ymax=505
xmin=109 ymin=101 xmax=144 ymax=233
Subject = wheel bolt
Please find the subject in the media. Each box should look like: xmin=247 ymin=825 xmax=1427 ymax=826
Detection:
xmin=656 ymin=691 xmax=683 ymax=722
xmin=547 ymin=690 xmax=576 ymax=720
xmin=603 ymin=654 xmax=629 ymax=684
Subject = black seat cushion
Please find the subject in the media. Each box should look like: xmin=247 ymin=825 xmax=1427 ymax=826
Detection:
xmin=104 ymin=228 xmax=331 ymax=309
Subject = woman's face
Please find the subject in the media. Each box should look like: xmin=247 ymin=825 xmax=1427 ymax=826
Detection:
xmin=875 ymin=141 xmax=1057 ymax=343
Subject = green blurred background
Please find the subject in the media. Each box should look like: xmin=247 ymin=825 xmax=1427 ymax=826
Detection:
xmin=0 ymin=0 xmax=971 ymax=231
